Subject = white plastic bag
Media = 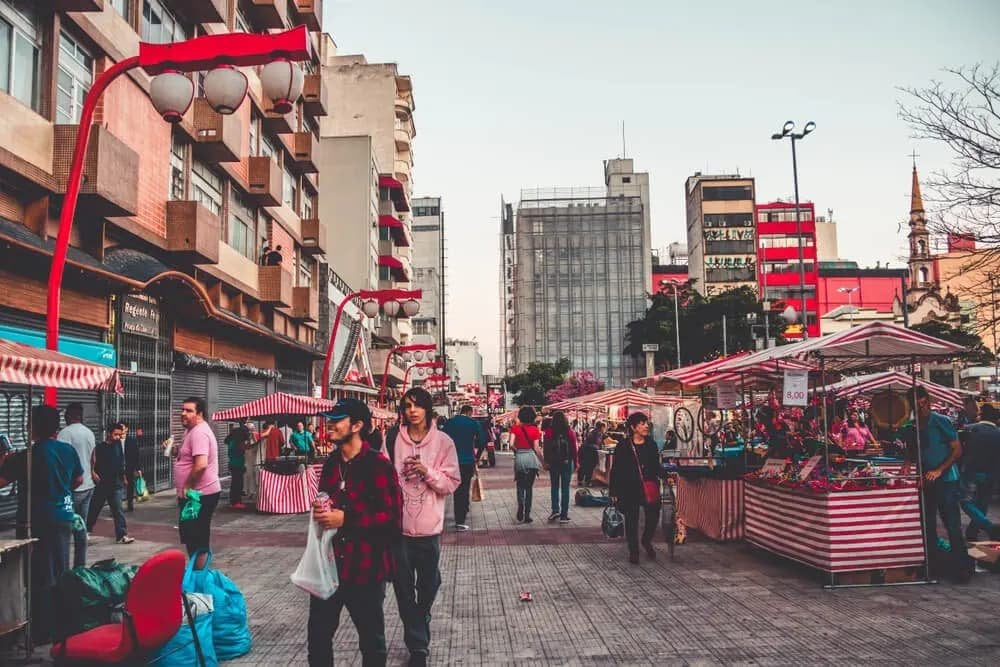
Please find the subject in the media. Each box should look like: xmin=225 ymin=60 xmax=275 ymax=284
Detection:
xmin=290 ymin=520 xmax=339 ymax=599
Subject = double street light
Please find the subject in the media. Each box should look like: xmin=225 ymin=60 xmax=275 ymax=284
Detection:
xmin=658 ymin=279 xmax=683 ymax=369
xmin=378 ymin=343 xmax=437 ymax=407
xmin=771 ymin=120 xmax=816 ymax=340
xmin=403 ymin=361 xmax=446 ymax=392
xmin=45 ymin=27 xmax=312 ymax=405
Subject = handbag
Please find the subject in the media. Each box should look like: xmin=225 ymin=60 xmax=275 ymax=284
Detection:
xmin=630 ymin=440 xmax=660 ymax=505
xmin=601 ymin=505 xmax=624 ymax=538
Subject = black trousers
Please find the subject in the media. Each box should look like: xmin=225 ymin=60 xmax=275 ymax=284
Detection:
xmin=454 ymin=463 xmax=476 ymax=524
xmin=391 ymin=536 xmax=441 ymax=656
xmin=622 ymin=502 xmax=661 ymax=556
xmin=307 ymin=581 xmax=387 ymax=667
xmin=125 ymin=470 xmax=137 ymax=510
xmin=578 ymin=447 xmax=598 ymax=484
xmin=230 ymin=465 xmax=245 ymax=505
xmin=177 ymin=492 xmax=220 ymax=556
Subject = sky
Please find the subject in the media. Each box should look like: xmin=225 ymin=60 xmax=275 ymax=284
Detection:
xmin=324 ymin=0 xmax=999 ymax=375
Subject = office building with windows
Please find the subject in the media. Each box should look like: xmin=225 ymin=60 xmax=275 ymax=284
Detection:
xmin=410 ymin=197 xmax=445 ymax=353
xmin=685 ymin=174 xmax=757 ymax=296
xmin=506 ymin=159 xmax=650 ymax=388
xmin=755 ymin=200 xmax=819 ymax=338
xmin=0 ymin=0 xmax=326 ymax=500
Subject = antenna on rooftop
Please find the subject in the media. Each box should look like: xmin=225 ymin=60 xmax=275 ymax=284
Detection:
xmin=621 ymin=120 xmax=627 ymax=158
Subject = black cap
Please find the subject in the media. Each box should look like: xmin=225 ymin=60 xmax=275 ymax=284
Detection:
xmin=321 ymin=398 xmax=372 ymax=435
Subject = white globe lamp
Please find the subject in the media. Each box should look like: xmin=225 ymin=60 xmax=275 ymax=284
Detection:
xmin=203 ymin=65 xmax=248 ymax=115
xmin=260 ymin=59 xmax=304 ymax=114
xmin=150 ymin=71 xmax=194 ymax=123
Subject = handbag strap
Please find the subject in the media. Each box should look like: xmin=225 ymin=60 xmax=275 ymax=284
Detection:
xmin=629 ymin=438 xmax=645 ymax=481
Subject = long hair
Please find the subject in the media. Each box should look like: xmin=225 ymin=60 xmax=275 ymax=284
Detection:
xmin=400 ymin=387 xmax=435 ymax=428
xmin=550 ymin=410 xmax=570 ymax=438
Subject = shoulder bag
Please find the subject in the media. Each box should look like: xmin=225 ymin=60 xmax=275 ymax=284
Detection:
xmin=630 ymin=440 xmax=660 ymax=505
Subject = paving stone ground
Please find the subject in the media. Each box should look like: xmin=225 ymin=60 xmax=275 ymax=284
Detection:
xmin=4 ymin=451 xmax=1000 ymax=665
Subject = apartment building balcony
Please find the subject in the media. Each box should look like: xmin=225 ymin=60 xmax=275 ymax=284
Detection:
xmin=289 ymin=285 xmax=318 ymax=322
xmin=394 ymin=126 xmax=411 ymax=152
xmin=189 ymin=98 xmax=241 ymax=163
xmin=370 ymin=348 xmax=407 ymax=385
xmin=378 ymin=255 xmax=411 ymax=282
xmin=377 ymin=210 xmax=411 ymax=247
xmin=169 ymin=0 xmax=225 ymax=23
xmin=302 ymin=73 xmax=327 ymax=116
xmin=393 ymin=159 xmax=411 ymax=184
xmin=261 ymin=100 xmax=295 ymax=134
xmin=283 ymin=131 xmax=318 ymax=174
xmin=292 ymin=0 xmax=322 ymax=31
xmin=258 ymin=264 xmax=293 ymax=306
xmin=247 ymin=0 xmax=288 ymax=30
xmin=48 ymin=0 xmax=103 ymax=11
xmin=394 ymin=96 xmax=412 ymax=118
xmin=166 ymin=200 xmax=221 ymax=264
xmin=53 ymin=124 xmax=139 ymax=217
xmin=246 ymin=157 xmax=282 ymax=206
xmin=300 ymin=218 xmax=326 ymax=255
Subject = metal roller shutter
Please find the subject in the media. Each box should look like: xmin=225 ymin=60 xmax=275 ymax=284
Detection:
xmin=213 ymin=373 xmax=267 ymax=477
xmin=277 ymin=367 xmax=309 ymax=396
xmin=170 ymin=370 xmax=208 ymax=489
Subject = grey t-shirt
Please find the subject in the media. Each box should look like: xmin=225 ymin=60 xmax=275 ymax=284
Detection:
xmin=57 ymin=422 xmax=96 ymax=491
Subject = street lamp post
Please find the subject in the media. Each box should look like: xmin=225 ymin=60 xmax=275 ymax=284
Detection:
xmin=403 ymin=361 xmax=446 ymax=392
xmin=320 ymin=288 xmax=422 ymax=399
xmin=378 ymin=343 xmax=437 ymax=407
xmin=771 ymin=120 xmax=816 ymax=340
xmin=45 ymin=27 xmax=312 ymax=405
xmin=659 ymin=280 xmax=683 ymax=368
xmin=837 ymin=286 xmax=860 ymax=327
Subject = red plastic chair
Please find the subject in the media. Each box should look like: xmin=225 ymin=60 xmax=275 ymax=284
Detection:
xmin=52 ymin=549 xmax=186 ymax=664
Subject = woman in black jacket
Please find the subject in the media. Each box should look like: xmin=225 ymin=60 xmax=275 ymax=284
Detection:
xmin=609 ymin=412 xmax=665 ymax=564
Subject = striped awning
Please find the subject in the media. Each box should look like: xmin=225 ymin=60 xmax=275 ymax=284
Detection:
xmin=824 ymin=371 xmax=971 ymax=409
xmin=212 ymin=392 xmax=334 ymax=421
xmin=548 ymin=388 xmax=684 ymax=410
xmin=0 ymin=337 xmax=123 ymax=393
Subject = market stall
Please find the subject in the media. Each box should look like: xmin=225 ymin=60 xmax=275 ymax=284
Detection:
xmin=710 ymin=321 xmax=967 ymax=586
xmin=0 ymin=337 xmax=124 ymax=655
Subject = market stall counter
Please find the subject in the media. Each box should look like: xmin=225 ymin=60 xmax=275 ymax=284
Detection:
xmin=256 ymin=457 xmax=323 ymax=514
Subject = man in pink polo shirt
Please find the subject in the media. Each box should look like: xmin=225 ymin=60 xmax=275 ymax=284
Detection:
xmin=173 ymin=397 xmax=221 ymax=560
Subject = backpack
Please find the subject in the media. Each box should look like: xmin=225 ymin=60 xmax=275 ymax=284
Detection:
xmin=545 ymin=431 xmax=571 ymax=468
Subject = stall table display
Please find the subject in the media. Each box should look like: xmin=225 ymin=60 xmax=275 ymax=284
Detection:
xmin=0 ymin=539 xmax=36 ymax=648
xmin=675 ymin=477 xmax=744 ymax=542
xmin=256 ymin=458 xmax=322 ymax=514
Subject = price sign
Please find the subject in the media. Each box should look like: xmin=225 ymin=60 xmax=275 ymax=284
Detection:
xmin=759 ymin=458 xmax=787 ymax=475
xmin=798 ymin=455 xmax=822 ymax=480
xmin=716 ymin=381 xmax=740 ymax=409
xmin=783 ymin=369 xmax=809 ymax=406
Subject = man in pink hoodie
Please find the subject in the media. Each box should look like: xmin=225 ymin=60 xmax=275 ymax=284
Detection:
xmin=389 ymin=387 xmax=460 ymax=667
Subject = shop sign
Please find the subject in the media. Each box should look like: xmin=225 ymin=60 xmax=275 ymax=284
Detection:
xmin=716 ymin=381 xmax=740 ymax=409
xmin=759 ymin=458 xmax=787 ymax=475
xmin=783 ymin=369 xmax=808 ymax=406
xmin=799 ymin=455 xmax=822 ymax=480
xmin=122 ymin=293 xmax=160 ymax=339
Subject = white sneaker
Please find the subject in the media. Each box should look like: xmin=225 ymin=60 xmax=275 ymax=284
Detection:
xmin=455 ymin=524 xmax=470 ymax=531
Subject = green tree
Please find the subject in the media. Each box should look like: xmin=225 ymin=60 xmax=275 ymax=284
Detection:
xmin=910 ymin=320 xmax=995 ymax=365
xmin=625 ymin=285 xmax=786 ymax=370
xmin=505 ymin=358 xmax=572 ymax=406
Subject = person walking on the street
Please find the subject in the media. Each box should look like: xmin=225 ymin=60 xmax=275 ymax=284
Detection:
xmin=901 ymin=386 xmax=974 ymax=582
xmin=960 ymin=403 xmax=1000 ymax=541
xmin=57 ymin=402 xmax=96 ymax=567
xmin=510 ymin=407 xmax=543 ymax=523
xmin=171 ymin=397 xmax=221 ymax=562
xmin=122 ymin=423 xmax=141 ymax=512
xmin=543 ymin=410 xmax=578 ymax=523
xmin=86 ymin=422 xmax=135 ymax=544
xmin=577 ymin=421 xmax=605 ymax=487
xmin=226 ymin=421 xmax=251 ymax=510
xmin=609 ymin=412 xmax=664 ymax=564
xmin=0 ymin=405 xmax=83 ymax=644
xmin=388 ymin=388 xmax=460 ymax=666
xmin=442 ymin=404 xmax=486 ymax=530
xmin=309 ymin=398 xmax=402 ymax=667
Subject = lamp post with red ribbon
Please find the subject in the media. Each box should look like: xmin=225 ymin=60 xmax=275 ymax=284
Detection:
xmin=402 ymin=361 xmax=446 ymax=392
xmin=44 ymin=27 xmax=312 ymax=405
xmin=378 ymin=343 xmax=437 ymax=407
xmin=320 ymin=288 xmax=422 ymax=399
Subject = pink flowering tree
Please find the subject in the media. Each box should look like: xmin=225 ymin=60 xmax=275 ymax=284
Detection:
xmin=545 ymin=370 xmax=605 ymax=403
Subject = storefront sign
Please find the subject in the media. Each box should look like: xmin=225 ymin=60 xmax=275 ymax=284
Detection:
xmin=641 ymin=344 xmax=659 ymax=352
xmin=783 ymin=369 xmax=808 ymax=406
xmin=121 ymin=293 xmax=160 ymax=339
xmin=799 ymin=455 xmax=822 ymax=480
xmin=716 ymin=381 xmax=740 ymax=409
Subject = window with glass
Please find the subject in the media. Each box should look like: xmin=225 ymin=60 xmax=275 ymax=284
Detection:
xmin=234 ymin=9 xmax=251 ymax=34
xmin=301 ymin=194 xmax=313 ymax=220
xmin=56 ymin=31 xmax=93 ymax=123
xmin=282 ymin=165 xmax=296 ymax=209
xmin=261 ymin=135 xmax=277 ymax=162
xmin=110 ymin=0 xmax=130 ymax=21
xmin=298 ymin=255 xmax=313 ymax=288
xmin=228 ymin=189 xmax=256 ymax=260
xmin=169 ymin=134 xmax=185 ymax=200
xmin=0 ymin=0 xmax=40 ymax=111
xmin=191 ymin=160 xmax=222 ymax=216
xmin=248 ymin=114 xmax=258 ymax=156
xmin=142 ymin=0 xmax=189 ymax=44
xmin=702 ymin=185 xmax=753 ymax=201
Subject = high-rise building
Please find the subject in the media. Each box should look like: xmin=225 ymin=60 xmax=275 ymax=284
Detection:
xmin=506 ymin=159 xmax=650 ymax=387
xmin=411 ymin=196 xmax=445 ymax=354
xmin=446 ymin=339 xmax=483 ymax=389
xmin=0 ymin=1 xmax=325 ymax=495
xmin=755 ymin=200 xmax=820 ymax=338
xmin=685 ymin=174 xmax=757 ymax=296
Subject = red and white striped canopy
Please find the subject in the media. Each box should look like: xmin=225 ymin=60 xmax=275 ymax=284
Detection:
xmin=548 ymin=388 xmax=684 ymax=410
xmin=824 ymin=371 xmax=971 ymax=409
xmin=0 ymin=337 xmax=123 ymax=393
xmin=212 ymin=392 xmax=335 ymax=421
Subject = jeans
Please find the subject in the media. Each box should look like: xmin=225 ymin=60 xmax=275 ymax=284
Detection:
xmin=923 ymin=480 xmax=974 ymax=578
xmin=177 ymin=492 xmax=220 ymax=556
xmin=961 ymin=471 xmax=996 ymax=540
xmin=125 ymin=470 xmax=136 ymax=511
xmin=71 ymin=488 xmax=93 ymax=568
xmin=86 ymin=482 xmax=127 ymax=540
xmin=516 ymin=470 xmax=537 ymax=518
xmin=307 ymin=581 xmax=387 ymax=667
xmin=230 ymin=465 xmax=245 ymax=505
xmin=549 ymin=464 xmax=573 ymax=518
xmin=622 ymin=502 xmax=661 ymax=557
xmin=454 ymin=463 xmax=476 ymax=524
xmin=578 ymin=447 xmax=598 ymax=485
xmin=31 ymin=519 xmax=72 ymax=644
xmin=391 ymin=536 xmax=442 ymax=657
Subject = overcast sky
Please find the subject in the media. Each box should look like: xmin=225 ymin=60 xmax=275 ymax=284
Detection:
xmin=325 ymin=0 xmax=999 ymax=375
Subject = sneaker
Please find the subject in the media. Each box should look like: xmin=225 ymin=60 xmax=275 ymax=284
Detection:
xmin=117 ymin=536 xmax=135 ymax=544
xmin=559 ymin=516 xmax=571 ymax=524
xmin=524 ymin=516 xmax=533 ymax=523
xmin=548 ymin=512 xmax=560 ymax=522
xmin=628 ymin=552 xmax=640 ymax=565
xmin=455 ymin=524 xmax=470 ymax=531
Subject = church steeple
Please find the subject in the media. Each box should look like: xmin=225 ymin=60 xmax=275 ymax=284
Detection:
xmin=907 ymin=159 xmax=932 ymax=290
xmin=910 ymin=163 xmax=924 ymax=215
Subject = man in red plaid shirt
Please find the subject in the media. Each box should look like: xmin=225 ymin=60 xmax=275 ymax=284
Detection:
xmin=307 ymin=399 xmax=402 ymax=666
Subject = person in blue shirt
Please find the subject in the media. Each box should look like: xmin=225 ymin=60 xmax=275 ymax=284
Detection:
xmin=902 ymin=386 xmax=974 ymax=582
xmin=0 ymin=405 xmax=83 ymax=643
xmin=442 ymin=405 xmax=487 ymax=530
